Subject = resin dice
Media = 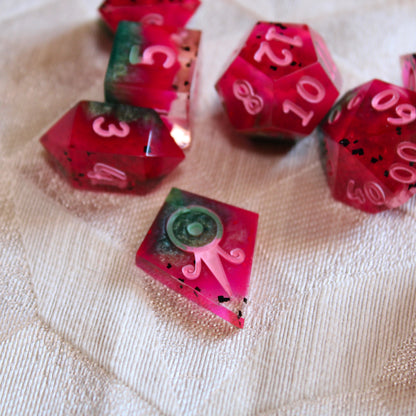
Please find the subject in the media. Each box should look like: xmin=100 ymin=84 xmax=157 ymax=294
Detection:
xmin=136 ymin=188 xmax=259 ymax=328
xmin=99 ymin=0 xmax=201 ymax=32
xmin=105 ymin=21 xmax=200 ymax=149
xmin=401 ymin=53 xmax=416 ymax=91
xmin=215 ymin=22 xmax=342 ymax=139
xmin=319 ymin=79 xmax=416 ymax=213
xmin=40 ymin=101 xmax=185 ymax=191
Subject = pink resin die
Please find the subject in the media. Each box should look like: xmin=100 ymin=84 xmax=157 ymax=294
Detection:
xmin=99 ymin=0 xmax=201 ymax=32
xmin=215 ymin=22 xmax=342 ymax=140
xmin=40 ymin=101 xmax=184 ymax=191
xmin=319 ymin=79 xmax=416 ymax=213
xmin=401 ymin=53 xmax=416 ymax=91
xmin=136 ymin=188 xmax=259 ymax=328
xmin=105 ymin=21 xmax=201 ymax=149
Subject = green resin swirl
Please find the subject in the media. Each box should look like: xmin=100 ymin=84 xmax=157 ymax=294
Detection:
xmin=166 ymin=206 xmax=223 ymax=250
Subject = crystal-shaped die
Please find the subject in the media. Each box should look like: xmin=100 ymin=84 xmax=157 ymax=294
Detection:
xmin=136 ymin=188 xmax=259 ymax=328
xmin=319 ymin=79 xmax=416 ymax=213
xmin=99 ymin=0 xmax=201 ymax=32
xmin=401 ymin=53 xmax=416 ymax=91
xmin=105 ymin=21 xmax=201 ymax=149
xmin=215 ymin=22 xmax=342 ymax=139
xmin=40 ymin=101 xmax=185 ymax=191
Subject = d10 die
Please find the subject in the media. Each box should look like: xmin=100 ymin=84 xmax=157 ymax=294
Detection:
xmin=136 ymin=188 xmax=259 ymax=328
xmin=40 ymin=101 xmax=184 ymax=191
xmin=401 ymin=53 xmax=416 ymax=91
xmin=319 ymin=79 xmax=416 ymax=213
xmin=105 ymin=21 xmax=201 ymax=149
xmin=215 ymin=22 xmax=342 ymax=140
xmin=99 ymin=0 xmax=201 ymax=32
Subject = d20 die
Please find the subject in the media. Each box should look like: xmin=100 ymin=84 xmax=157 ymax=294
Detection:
xmin=215 ymin=22 xmax=342 ymax=139
xmin=319 ymin=79 xmax=416 ymax=213
xmin=99 ymin=0 xmax=201 ymax=32
xmin=40 ymin=101 xmax=184 ymax=191
xmin=105 ymin=21 xmax=201 ymax=149
xmin=136 ymin=188 xmax=259 ymax=328
xmin=401 ymin=53 xmax=416 ymax=91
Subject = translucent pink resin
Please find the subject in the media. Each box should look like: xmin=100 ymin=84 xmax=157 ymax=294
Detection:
xmin=401 ymin=53 xmax=416 ymax=91
xmin=105 ymin=21 xmax=201 ymax=149
xmin=136 ymin=188 xmax=259 ymax=328
xmin=319 ymin=79 xmax=416 ymax=213
xmin=215 ymin=22 xmax=342 ymax=140
xmin=99 ymin=0 xmax=201 ymax=32
xmin=40 ymin=101 xmax=184 ymax=192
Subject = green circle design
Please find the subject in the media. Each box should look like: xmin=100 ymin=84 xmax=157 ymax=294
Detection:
xmin=166 ymin=206 xmax=223 ymax=250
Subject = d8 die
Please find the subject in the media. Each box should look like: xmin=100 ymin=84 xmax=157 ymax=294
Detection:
xmin=99 ymin=0 xmax=201 ymax=32
xmin=319 ymin=79 xmax=416 ymax=213
xmin=401 ymin=53 xmax=416 ymax=91
xmin=136 ymin=188 xmax=259 ymax=328
xmin=105 ymin=21 xmax=201 ymax=149
xmin=40 ymin=101 xmax=184 ymax=191
xmin=215 ymin=22 xmax=342 ymax=139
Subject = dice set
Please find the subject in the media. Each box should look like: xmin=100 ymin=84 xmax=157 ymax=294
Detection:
xmin=39 ymin=1 xmax=416 ymax=327
xmin=41 ymin=0 xmax=201 ymax=191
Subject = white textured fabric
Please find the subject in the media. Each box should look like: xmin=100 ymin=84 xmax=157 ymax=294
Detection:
xmin=1 ymin=0 xmax=416 ymax=414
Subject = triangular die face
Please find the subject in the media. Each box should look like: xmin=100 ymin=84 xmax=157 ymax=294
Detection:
xmin=39 ymin=105 xmax=79 ymax=176
xmin=136 ymin=188 xmax=259 ymax=328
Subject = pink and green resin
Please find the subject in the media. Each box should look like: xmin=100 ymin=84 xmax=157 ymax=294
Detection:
xmin=105 ymin=21 xmax=201 ymax=149
xmin=136 ymin=188 xmax=259 ymax=328
xmin=215 ymin=22 xmax=342 ymax=140
xmin=40 ymin=101 xmax=184 ymax=192
xmin=99 ymin=0 xmax=201 ymax=32
xmin=319 ymin=79 xmax=416 ymax=213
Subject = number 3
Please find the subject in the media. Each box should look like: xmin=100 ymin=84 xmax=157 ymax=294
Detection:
xmin=92 ymin=117 xmax=130 ymax=138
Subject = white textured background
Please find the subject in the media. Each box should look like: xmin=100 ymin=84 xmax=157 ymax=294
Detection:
xmin=1 ymin=0 xmax=416 ymax=414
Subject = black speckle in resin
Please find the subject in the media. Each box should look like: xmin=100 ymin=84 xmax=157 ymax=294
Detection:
xmin=352 ymin=148 xmax=364 ymax=156
xmin=275 ymin=23 xmax=287 ymax=30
